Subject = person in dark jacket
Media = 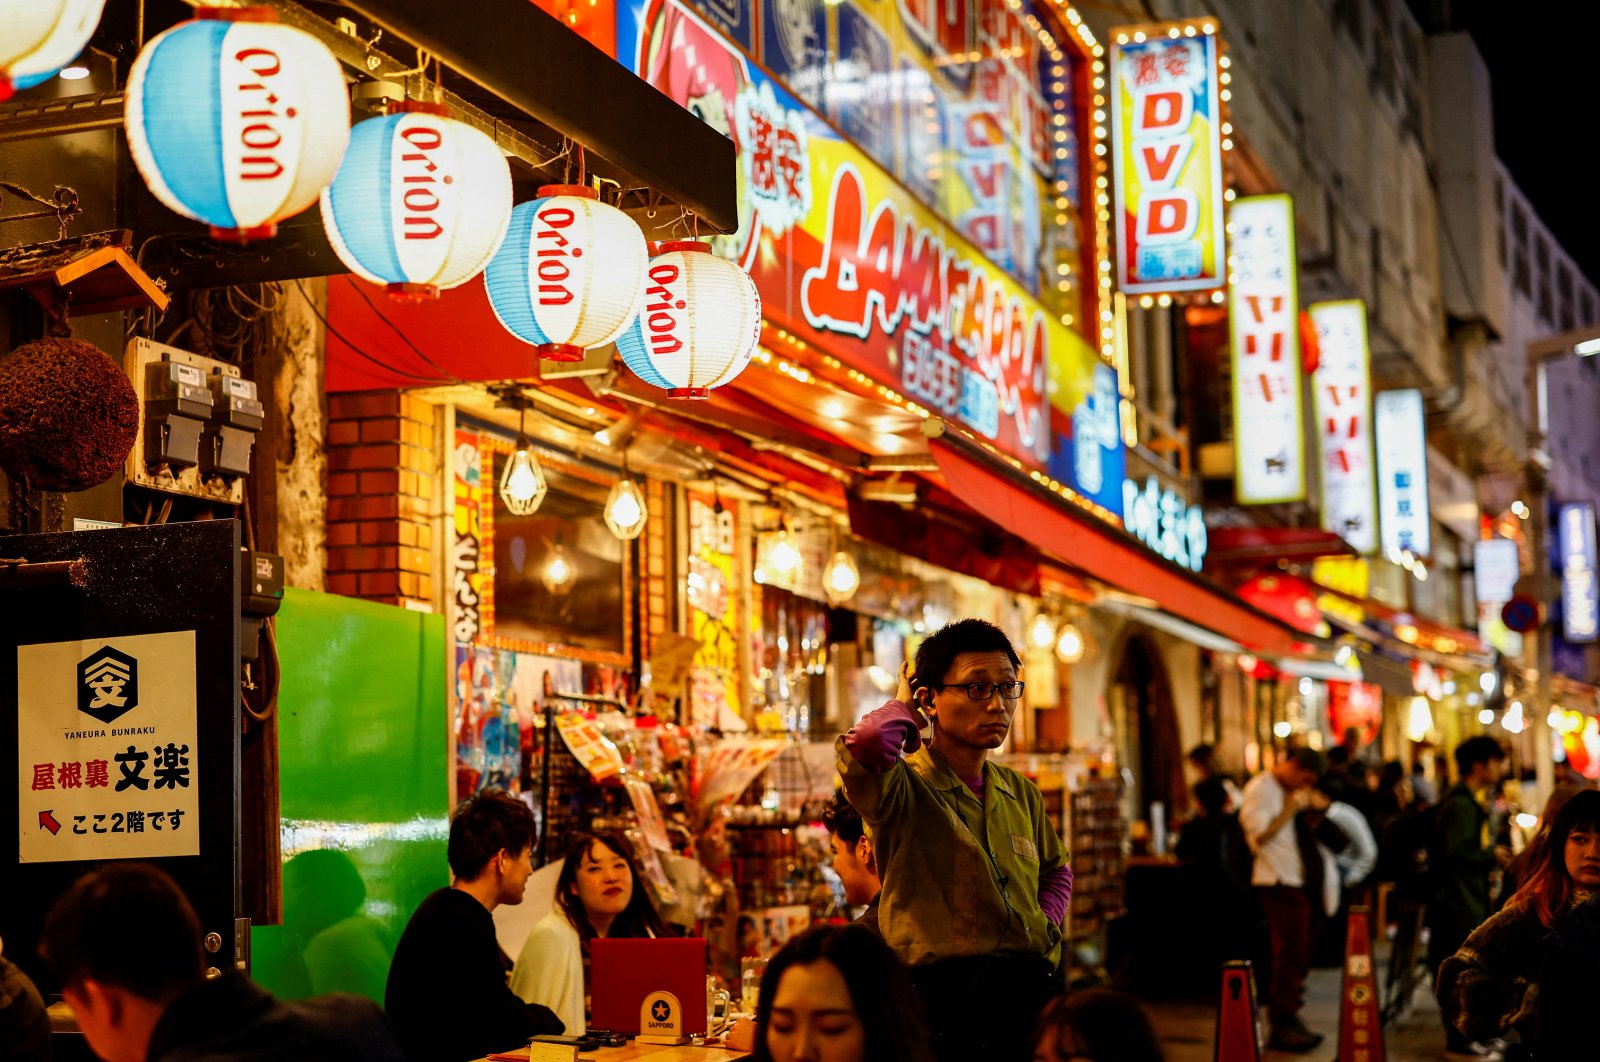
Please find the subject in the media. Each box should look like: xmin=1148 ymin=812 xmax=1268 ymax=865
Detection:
xmin=0 ymin=946 xmax=51 ymax=1062
xmin=38 ymin=862 xmax=403 ymax=1062
xmin=822 ymin=790 xmax=882 ymax=934
xmin=1427 ymin=736 xmax=1509 ymax=1054
xmin=386 ymin=789 xmax=562 ymax=1061
xmin=1540 ymin=887 xmax=1600 ymax=1057
xmin=1437 ymin=789 xmax=1600 ymax=1052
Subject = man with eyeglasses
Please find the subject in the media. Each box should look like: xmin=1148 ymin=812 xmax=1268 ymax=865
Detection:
xmin=837 ymin=618 xmax=1072 ymax=1062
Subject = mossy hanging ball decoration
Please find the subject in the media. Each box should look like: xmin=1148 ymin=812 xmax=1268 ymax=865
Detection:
xmin=0 ymin=336 xmax=140 ymax=492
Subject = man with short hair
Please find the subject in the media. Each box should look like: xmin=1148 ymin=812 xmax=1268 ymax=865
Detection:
xmin=1239 ymin=746 xmax=1328 ymax=1053
xmin=821 ymin=789 xmax=881 ymax=934
xmin=1428 ymin=735 xmax=1509 ymax=1057
xmin=386 ymin=790 xmax=562 ymax=1062
xmin=838 ymin=618 xmax=1071 ymax=1062
xmin=39 ymin=862 xmax=402 ymax=1062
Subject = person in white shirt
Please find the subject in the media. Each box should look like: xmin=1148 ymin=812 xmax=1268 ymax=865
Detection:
xmin=1238 ymin=747 xmax=1326 ymax=1054
xmin=511 ymin=834 xmax=667 ymax=1035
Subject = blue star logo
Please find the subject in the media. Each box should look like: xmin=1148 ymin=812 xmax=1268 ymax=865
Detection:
xmin=653 ymin=1000 xmax=671 ymax=1022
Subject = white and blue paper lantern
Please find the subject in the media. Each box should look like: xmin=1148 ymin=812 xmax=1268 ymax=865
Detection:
xmin=321 ymin=103 xmax=512 ymax=299
xmin=0 ymin=0 xmax=106 ymax=99
xmin=124 ymin=7 xmax=350 ymax=242
xmin=485 ymin=185 xmax=649 ymax=362
xmin=617 ymin=241 xmax=761 ymax=399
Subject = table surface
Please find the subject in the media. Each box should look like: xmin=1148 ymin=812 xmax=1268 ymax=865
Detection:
xmin=476 ymin=1042 xmax=749 ymax=1061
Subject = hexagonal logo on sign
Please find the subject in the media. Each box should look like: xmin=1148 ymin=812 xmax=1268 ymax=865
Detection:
xmin=77 ymin=646 xmax=139 ymax=725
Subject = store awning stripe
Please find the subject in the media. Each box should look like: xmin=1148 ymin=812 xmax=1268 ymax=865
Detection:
xmin=929 ymin=437 xmax=1300 ymax=654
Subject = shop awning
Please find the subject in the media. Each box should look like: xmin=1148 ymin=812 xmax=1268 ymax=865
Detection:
xmin=1207 ymin=526 xmax=1356 ymax=565
xmin=927 ymin=432 xmax=1302 ymax=654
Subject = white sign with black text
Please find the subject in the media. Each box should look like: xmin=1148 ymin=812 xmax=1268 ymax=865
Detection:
xmin=1374 ymin=389 xmax=1431 ymax=559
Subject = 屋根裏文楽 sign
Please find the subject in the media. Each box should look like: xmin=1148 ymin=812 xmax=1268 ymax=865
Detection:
xmin=17 ymin=630 xmax=199 ymax=863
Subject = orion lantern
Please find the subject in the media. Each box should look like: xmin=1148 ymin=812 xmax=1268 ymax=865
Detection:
xmin=321 ymin=102 xmax=512 ymax=299
xmin=124 ymin=6 xmax=350 ymax=242
xmin=616 ymin=241 xmax=761 ymax=399
xmin=485 ymin=185 xmax=649 ymax=362
xmin=0 ymin=0 xmax=106 ymax=99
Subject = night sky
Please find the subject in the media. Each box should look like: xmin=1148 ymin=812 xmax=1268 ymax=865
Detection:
xmin=1449 ymin=3 xmax=1600 ymax=284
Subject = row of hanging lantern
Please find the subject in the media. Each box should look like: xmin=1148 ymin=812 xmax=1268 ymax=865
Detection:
xmin=112 ymin=5 xmax=759 ymax=399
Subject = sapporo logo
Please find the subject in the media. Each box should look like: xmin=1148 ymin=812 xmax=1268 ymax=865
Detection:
xmin=650 ymin=999 xmax=672 ymax=1024
xmin=77 ymin=646 xmax=138 ymax=724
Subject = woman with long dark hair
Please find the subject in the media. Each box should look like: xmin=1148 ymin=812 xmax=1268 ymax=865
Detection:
xmin=750 ymin=924 xmax=933 ymax=1062
xmin=510 ymin=833 xmax=668 ymax=1035
xmin=1436 ymin=788 xmax=1600 ymax=1048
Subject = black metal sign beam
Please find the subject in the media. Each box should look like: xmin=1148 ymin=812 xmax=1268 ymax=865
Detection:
xmin=341 ymin=0 xmax=737 ymax=233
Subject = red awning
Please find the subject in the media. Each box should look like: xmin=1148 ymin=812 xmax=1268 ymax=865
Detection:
xmin=1207 ymin=526 xmax=1355 ymax=565
xmin=929 ymin=438 xmax=1301 ymax=654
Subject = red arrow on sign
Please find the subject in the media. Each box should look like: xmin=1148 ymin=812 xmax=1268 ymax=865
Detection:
xmin=39 ymin=810 xmax=61 ymax=835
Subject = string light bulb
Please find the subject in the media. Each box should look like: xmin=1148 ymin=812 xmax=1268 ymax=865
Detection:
xmin=1030 ymin=612 xmax=1057 ymax=650
xmin=768 ymin=519 xmax=803 ymax=583
xmin=1055 ymin=623 xmax=1085 ymax=664
xmin=824 ymin=550 xmax=861 ymax=604
xmin=498 ymin=404 xmax=547 ymax=515
xmin=604 ymin=464 xmax=647 ymax=540
xmin=541 ymin=535 xmax=575 ymax=596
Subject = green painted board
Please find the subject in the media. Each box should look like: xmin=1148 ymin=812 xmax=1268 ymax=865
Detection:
xmin=250 ymin=588 xmax=449 ymax=1002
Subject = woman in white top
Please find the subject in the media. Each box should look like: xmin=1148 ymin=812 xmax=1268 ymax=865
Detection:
xmin=511 ymin=833 xmax=668 ymax=1034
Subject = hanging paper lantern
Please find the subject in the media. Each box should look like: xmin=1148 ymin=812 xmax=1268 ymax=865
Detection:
xmin=485 ymin=185 xmax=649 ymax=362
xmin=0 ymin=0 xmax=106 ymax=100
xmin=616 ymin=241 xmax=761 ymax=399
xmin=320 ymin=103 xmax=512 ymax=299
xmin=124 ymin=7 xmax=350 ymax=242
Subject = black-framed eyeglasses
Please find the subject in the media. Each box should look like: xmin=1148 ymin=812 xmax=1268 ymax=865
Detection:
xmin=935 ymin=680 xmax=1025 ymax=701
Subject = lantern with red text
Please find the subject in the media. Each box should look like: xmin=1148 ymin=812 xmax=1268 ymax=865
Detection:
xmin=321 ymin=103 xmax=512 ymax=299
xmin=0 ymin=0 xmax=106 ymax=100
xmin=616 ymin=242 xmax=761 ymax=399
xmin=484 ymin=186 xmax=649 ymax=361
xmin=124 ymin=7 xmax=350 ymax=242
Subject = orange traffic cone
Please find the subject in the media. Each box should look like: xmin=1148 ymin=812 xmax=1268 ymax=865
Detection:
xmin=1215 ymin=959 xmax=1261 ymax=1061
xmin=1337 ymin=905 xmax=1385 ymax=1062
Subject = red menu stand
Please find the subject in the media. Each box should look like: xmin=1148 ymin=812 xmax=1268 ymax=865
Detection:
xmin=1215 ymin=959 xmax=1261 ymax=1061
xmin=1337 ymin=906 xmax=1386 ymax=1062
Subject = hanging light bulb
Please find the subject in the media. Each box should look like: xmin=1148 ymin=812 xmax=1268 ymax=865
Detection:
xmin=498 ymin=404 xmax=547 ymax=515
xmin=1030 ymin=612 xmax=1057 ymax=650
xmin=542 ymin=536 xmax=576 ymax=596
xmin=768 ymin=520 xmax=803 ymax=583
xmin=1055 ymin=623 xmax=1085 ymax=664
xmin=604 ymin=468 xmax=647 ymax=540
xmin=1406 ymin=696 xmax=1434 ymax=743
xmin=824 ymin=550 xmax=860 ymax=604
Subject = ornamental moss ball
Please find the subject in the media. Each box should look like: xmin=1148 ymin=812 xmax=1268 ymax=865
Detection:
xmin=0 ymin=337 xmax=140 ymax=492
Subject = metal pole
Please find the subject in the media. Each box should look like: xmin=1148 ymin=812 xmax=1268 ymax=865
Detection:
xmin=1526 ymin=347 xmax=1556 ymax=805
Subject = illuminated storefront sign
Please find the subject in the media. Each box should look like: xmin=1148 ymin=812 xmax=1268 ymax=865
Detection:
xmin=1374 ymin=389 xmax=1431 ymax=559
xmin=1310 ymin=300 xmax=1376 ymax=555
xmin=616 ymin=0 xmax=1114 ymax=481
xmin=1474 ymin=538 xmax=1520 ymax=604
xmin=1108 ymin=20 xmax=1226 ymax=294
xmin=1560 ymin=502 xmax=1599 ymax=643
xmin=1123 ymin=475 xmax=1207 ymax=571
xmin=1227 ymin=194 xmax=1304 ymax=503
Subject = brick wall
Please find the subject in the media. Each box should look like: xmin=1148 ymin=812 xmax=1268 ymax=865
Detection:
xmin=325 ymin=391 xmax=438 ymax=609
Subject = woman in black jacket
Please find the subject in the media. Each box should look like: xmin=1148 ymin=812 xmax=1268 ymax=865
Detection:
xmin=1436 ymin=789 xmax=1600 ymax=1049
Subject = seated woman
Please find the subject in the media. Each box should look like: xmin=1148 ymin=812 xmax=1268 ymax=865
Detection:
xmin=510 ymin=833 xmax=667 ymax=1035
xmin=1437 ymin=789 xmax=1600 ymax=1049
xmin=749 ymin=924 xmax=933 ymax=1062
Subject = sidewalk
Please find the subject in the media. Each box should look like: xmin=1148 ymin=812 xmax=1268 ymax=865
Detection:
xmin=1140 ymin=952 xmax=1465 ymax=1062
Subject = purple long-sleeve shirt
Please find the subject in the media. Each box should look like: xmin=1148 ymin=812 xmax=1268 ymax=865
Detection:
xmin=842 ymin=699 xmax=1073 ymax=925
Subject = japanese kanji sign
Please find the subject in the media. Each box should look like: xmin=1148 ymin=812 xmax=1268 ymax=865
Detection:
xmin=1310 ymin=300 xmax=1377 ymax=555
xmin=1109 ymin=22 xmax=1227 ymax=294
xmin=1374 ymin=389 xmax=1431 ymax=559
xmin=1228 ymin=194 xmax=1305 ymax=503
xmin=18 ymin=630 xmax=199 ymax=863
xmin=1560 ymin=502 xmax=1599 ymax=644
